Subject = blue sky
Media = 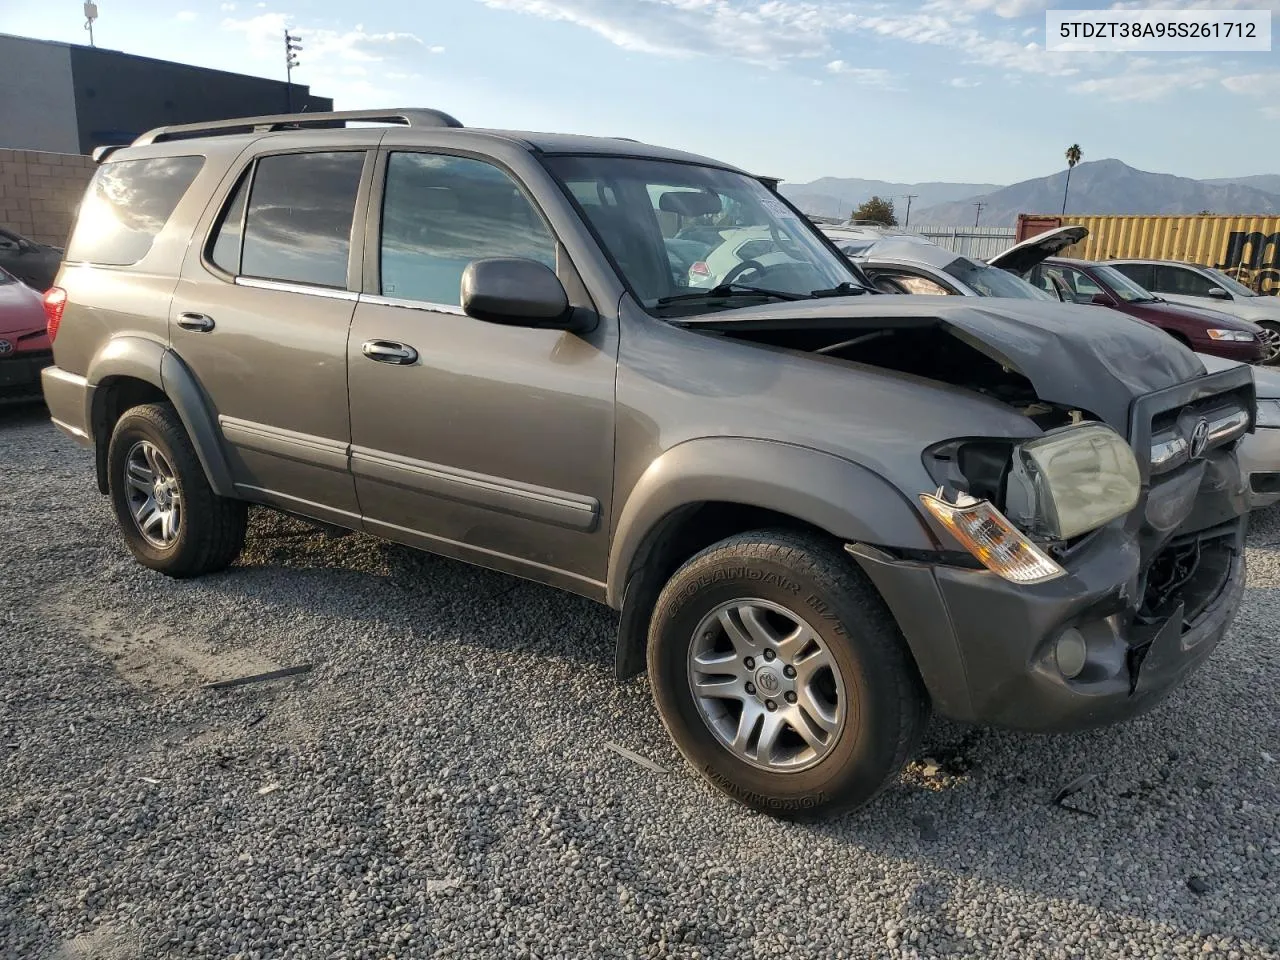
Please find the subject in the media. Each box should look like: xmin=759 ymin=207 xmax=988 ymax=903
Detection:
xmin=4 ymin=0 xmax=1278 ymax=185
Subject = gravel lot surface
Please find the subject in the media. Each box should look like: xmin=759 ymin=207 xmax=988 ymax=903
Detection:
xmin=1 ymin=403 xmax=1278 ymax=960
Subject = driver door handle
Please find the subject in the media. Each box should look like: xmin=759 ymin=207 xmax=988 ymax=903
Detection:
xmin=178 ymin=312 xmax=215 ymax=332
xmin=362 ymin=340 xmax=419 ymax=365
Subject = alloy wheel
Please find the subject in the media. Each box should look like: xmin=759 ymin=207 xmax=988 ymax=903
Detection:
xmin=123 ymin=440 xmax=183 ymax=548
xmin=687 ymin=598 xmax=847 ymax=773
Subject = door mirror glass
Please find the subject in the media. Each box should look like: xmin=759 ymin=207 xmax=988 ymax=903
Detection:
xmin=1207 ymin=286 xmax=1230 ymax=300
xmin=1090 ymin=292 xmax=1115 ymax=306
xmin=461 ymin=257 xmax=579 ymax=330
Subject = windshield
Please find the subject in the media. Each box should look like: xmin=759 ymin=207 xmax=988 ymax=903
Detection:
xmin=1093 ymin=263 xmax=1156 ymax=302
xmin=944 ymin=257 xmax=1055 ymax=300
xmin=542 ymin=155 xmax=863 ymax=313
xmin=1207 ymin=268 xmax=1259 ymax=298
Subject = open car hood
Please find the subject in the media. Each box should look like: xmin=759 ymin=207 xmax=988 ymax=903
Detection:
xmin=988 ymin=225 xmax=1088 ymax=274
xmin=676 ymin=296 xmax=1207 ymax=430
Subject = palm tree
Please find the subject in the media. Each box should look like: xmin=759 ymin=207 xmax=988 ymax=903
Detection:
xmin=1062 ymin=144 xmax=1082 ymax=215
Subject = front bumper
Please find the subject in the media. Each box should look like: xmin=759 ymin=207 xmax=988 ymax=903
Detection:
xmin=850 ymin=518 xmax=1246 ymax=732
xmin=1237 ymin=426 xmax=1280 ymax=510
xmin=1193 ymin=338 xmax=1265 ymax=364
xmin=0 ymin=349 xmax=53 ymax=405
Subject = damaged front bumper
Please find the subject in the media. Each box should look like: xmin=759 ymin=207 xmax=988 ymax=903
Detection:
xmin=849 ymin=517 xmax=1246 ymax=732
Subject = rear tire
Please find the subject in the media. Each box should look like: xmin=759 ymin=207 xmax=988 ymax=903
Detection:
xmin=647 ymin=529 xmax=928 ymax=819
xmin=107 ymin=402 xmax=247 ymax=578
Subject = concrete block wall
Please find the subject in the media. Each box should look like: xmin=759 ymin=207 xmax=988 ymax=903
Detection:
xmin=0 ymin=149 xmax=96 ymax=247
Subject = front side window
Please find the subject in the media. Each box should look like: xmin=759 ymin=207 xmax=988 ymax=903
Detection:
xmin=544 ymin=155 xmax=861 ymax=313
xmin=1155 ymin=265 xmax=1218 ymax=298
xmin=65 ymin=155 xmax=205 ymax=266
xmin=1041 ymin=265 xmax=1102 ymax=303
xmin=380 ymin=153 xmax=556 ymax=306
xmin=1111 ymin=262 xmax=1154 ymax=290
xmin=1092 ymin=263 xmax=1156 ymax=303
xmin=1206 ymin=268 xmax=1258 ymax=298
xmin=231 ymin=151 xmax=365 ymax=288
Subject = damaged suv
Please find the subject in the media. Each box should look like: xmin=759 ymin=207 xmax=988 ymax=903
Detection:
xmin=42 ymin=110 xmax=1254 ymax=818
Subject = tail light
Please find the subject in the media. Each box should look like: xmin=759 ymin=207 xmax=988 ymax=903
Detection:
xmin=43 ymin=286 xmax=67 ymax=341
xmin=690 ymin=261 xmax=711 ymax=278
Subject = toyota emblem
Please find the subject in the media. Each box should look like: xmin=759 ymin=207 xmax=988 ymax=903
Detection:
xmin=756 ymin=669 xmax=781 ymax=694
xmin=0 ymin=339 xmax=12 ymax=356
xmin=1189 ymin=417 xmax=1210 ymax=460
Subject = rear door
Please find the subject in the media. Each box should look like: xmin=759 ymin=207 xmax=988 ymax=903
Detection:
xmin=171 ymin=144 xmax=374 ymax=525
xmin=346 ymin=149 xmax=618 ymax=595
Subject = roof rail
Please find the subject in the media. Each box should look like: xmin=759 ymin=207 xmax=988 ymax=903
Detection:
xmin=132 ymin=108 xmax=463 ymax=146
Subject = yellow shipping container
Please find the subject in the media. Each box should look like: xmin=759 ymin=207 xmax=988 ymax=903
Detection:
xmin=1016 ymin=214 xmax=1280 ymax=296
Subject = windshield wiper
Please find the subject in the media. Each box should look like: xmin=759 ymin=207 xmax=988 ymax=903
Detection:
xmin=655 ymin=283 xmax=804 ymax=306
xmin=808 ymin=282 xmax=870 ymax=298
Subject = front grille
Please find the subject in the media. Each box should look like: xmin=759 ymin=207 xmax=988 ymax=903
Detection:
xmin=0 ymin=350 xmax=51 ymax=396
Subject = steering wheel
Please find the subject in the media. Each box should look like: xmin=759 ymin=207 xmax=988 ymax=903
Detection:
xmin=720 ymin=259 xmax=766 ymax=287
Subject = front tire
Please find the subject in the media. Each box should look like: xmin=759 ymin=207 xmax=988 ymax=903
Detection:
xmin=107 ymin=402 xmax=247 ymax=578
xmin=1259 ymin=320 xmax=1280 ymax=366
xmin=647 ymin=530 xmax=927 ymax=819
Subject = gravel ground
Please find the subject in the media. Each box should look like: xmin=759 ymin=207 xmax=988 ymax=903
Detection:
xmin=1 ymin=402 xmax=1278 ymax=960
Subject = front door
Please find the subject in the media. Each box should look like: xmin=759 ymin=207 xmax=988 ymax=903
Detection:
xmin=171 ymin=148 xmax=371 ymax=525
xmin=347 ymin=150 xmax=617 ymax=595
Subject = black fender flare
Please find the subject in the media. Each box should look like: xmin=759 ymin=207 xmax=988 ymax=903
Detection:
xmin=86 ymin=336 xmax=234 ymax=496
xmin=608 ymin=437 xmax=939 ymax=678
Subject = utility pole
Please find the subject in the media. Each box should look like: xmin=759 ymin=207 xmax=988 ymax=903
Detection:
xmin=284 ymin=29 xmax=303 ymax=112
xmin=972 ymin=201 xmax=985 ymax=228
xmin=901 ymin=194 xmax=917 ymax=229
xmin=84 ymin=2 xmax=98 ymax=47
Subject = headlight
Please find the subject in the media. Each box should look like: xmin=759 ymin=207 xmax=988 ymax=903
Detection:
xmin=1206 ymin=329 xmax=1255 ymax=342
xmin=1257 ymin=399 xmax=1280 ymax=428
xmin=1004 ymin=423 xmax=1141 ymax=541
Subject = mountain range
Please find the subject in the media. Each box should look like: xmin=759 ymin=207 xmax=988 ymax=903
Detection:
xmin=780 ymin=160 xmax=1280 ymax=227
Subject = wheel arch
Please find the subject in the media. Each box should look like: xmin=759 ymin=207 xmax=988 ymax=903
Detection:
xmin=608 ymin=438 xmax=938 ymax=680
xmin=86 ymin=336 xmax=234 ymax=496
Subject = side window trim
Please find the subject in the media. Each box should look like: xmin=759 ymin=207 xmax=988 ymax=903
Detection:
xmin=362 ymin=146 xmax=563 ymax=309
xmin=201 ymin=147 xmax=373 ymax=293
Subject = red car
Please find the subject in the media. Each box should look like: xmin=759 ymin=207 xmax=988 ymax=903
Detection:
xmin=1027 ymin=257 xmax=1265 ymax=364
xmin=0 ymin=265 xmax=53 ymax=404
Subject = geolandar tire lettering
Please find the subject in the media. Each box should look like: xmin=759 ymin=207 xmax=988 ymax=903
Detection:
xmin=647 ymin=529 xmax=929 ymax=820
xmin=107 ymin=402 xmax=248 ymax=579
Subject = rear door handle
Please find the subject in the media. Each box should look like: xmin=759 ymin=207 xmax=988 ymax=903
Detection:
xmin=178 ymin=312 xmax=215 ymax=332
xmin=361 ymin=340 xmax=419 ymax=365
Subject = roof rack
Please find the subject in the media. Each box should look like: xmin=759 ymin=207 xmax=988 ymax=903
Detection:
xmin=131 ymin=108 xmax=463 ymax=147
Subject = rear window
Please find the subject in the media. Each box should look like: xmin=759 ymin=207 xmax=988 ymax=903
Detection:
xmin=65 ymin=156 xmax=205 ymax=266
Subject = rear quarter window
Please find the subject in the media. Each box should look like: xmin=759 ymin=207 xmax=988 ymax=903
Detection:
xmin=65 ymin=156 xmax=205 ymax=266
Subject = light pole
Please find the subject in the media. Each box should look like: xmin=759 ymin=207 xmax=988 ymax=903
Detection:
xmin=285 ymin=29 xmax=303 ymax=112
xmin=84 ymin=2 xmax=98 ymax=47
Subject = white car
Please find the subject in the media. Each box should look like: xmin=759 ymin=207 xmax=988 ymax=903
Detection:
xmin=1197 ymin=353 xmax=1280 ymax=509
xmin=1107 ymin=259 xmax=1280 ymax=363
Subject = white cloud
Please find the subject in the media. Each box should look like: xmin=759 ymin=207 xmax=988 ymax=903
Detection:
xmin=478 ymin=0 xmax=857 ymax=66
xmin=429 ymin=44 xmax=445 ymax=53
xmin=1074 ymin=65 xmax=1219 ymax=101
xmin=221 ymin=13 xmax=425 ymax=65
xmin=1221 ymin=71 xmax=1280 ymax=96
xmin=220 ymin=2 xmax=235 ymax=10
xmin=924 ymin=0 xmax=1051 ymax=18
xmin=175 ymin=10 xmax=197 ymax=21
xmin=948 ymin=76 xmax=981 ymax=87
xmin=825 ymin=60 xmax=895 ymax=87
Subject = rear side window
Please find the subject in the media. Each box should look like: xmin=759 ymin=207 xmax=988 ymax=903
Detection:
xmin=380 ymin=153 xmax=556 ymax=306
xmin=65 ymin=156 xmax=204 ymax=266
xmin=209 ymin=151 xmax=365 ymax=288
xmin=1155 ymin=265 xmax=1217 ymax=297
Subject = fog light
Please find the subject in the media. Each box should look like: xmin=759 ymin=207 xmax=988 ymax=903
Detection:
xmin=1055 ymin=628 xmax=1087 ymax=679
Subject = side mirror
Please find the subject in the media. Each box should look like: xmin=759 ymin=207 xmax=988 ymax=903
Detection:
xmin=1090 ymin=292 xmax=1116 ymax=306
xmin=461 ymin=257 xmax=589 ymax=332
xmin=1207 ymin=287 xmax=1230 ymax=300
